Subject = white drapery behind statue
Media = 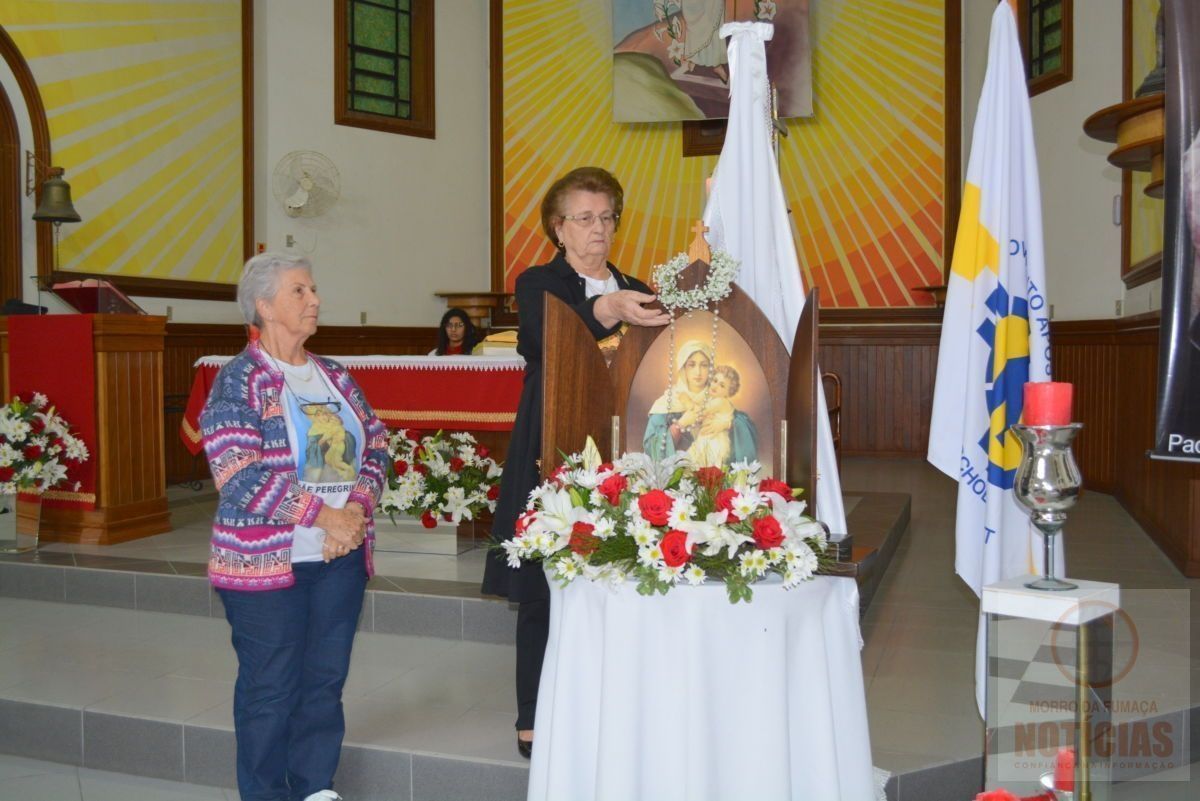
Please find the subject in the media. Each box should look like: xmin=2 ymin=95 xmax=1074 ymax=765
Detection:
xmin=703 ymin=21 xmax=848 ymax=537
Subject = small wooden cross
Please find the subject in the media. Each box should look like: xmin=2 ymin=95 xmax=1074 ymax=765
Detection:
xmin=687 ymin=219 xmax=712 ymax=264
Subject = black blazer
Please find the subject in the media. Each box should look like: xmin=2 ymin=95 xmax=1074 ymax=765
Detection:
xmin=480 ymin=252 xmax=651 ymax=602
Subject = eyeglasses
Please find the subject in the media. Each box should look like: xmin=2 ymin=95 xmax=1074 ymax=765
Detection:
xmin=562 ymin=212 xmax=619 ymax=229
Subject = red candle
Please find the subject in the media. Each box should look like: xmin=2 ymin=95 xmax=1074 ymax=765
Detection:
xmin=1024 ymin=381 xmax=1073 ymax=425
xmin=1053 ymin=746 xmax=1075 ymax=792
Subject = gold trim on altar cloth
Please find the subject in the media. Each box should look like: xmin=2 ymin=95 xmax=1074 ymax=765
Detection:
xmin=374 ymin=410 xmax=517 ymax=424
xmin=42 ymin=489 xmax=98 ymax=504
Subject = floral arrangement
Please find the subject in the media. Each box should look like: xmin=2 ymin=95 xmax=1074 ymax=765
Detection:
xmin=651 ymin=249 xmax=740 ymax=314
xmin=501 ymin=444 xmax=832 ymax=603
xmin=0 ymin=393 xmax=90 ymax=495
xmin=378 ymin=429 xmax=502 ymax=527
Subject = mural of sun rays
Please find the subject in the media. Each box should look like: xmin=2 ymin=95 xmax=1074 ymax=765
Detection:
xmin=2 ymin=0 xmax=244 ymax=285
xmin=502 ymin=0 xmax=948 ymax=307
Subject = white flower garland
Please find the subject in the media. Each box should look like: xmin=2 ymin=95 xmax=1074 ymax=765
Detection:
xmin=651 ymin=249 xmax=740 ymax=315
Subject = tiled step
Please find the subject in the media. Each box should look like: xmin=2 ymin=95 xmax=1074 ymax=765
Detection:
xmin=0 ymin=558 xmax=517 ymax=645
xmin=0 ymin=598 xmax=528 ymax=801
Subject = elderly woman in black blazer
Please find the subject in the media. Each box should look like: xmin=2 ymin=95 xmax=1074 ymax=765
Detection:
xmin=481 ymin=166 xmax=669 ymax=758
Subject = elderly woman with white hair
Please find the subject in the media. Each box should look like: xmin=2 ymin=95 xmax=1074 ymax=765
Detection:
xmin=200 ymin=252 xmax=389 ymax=801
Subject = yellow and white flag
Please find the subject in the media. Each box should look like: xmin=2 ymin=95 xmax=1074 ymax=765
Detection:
xmin=927 ymin=2 xmax=1059 ymax=715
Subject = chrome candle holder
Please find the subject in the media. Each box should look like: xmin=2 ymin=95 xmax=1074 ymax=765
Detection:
xmin=1011 ymin=423 xmax=1083 ymax=592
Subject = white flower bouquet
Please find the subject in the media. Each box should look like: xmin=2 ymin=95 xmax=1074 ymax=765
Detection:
xmin=0 ymin=393 xmax=90 ymax=495
xmin=378 ymin=429 xmax=502 ymax=527
xmin=502 ymin=445 xmax=832 ymax=603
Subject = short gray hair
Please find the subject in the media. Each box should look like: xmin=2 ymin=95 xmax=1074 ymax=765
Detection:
xmin=237 ymin=252 xmax=313 ymax=326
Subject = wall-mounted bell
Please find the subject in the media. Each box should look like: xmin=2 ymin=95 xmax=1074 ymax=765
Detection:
xmin=32 ymin=167 xmax=81 ymax=223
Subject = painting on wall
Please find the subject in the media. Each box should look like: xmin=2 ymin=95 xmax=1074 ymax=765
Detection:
xmin=1125 ymin=0 xmax=1165 ymax=282
xmin=500 ymin=0 xmax=954 ymax=309
xmin=611 ymin=0 xmax=811 ymax=122
xmin=0 ymin=0 xmax=250 ymax=299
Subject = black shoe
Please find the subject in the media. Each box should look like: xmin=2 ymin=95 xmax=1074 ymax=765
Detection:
xmin=517 ymin=737 xmax=533 ymax=759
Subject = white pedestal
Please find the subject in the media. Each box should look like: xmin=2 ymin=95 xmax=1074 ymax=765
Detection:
xmin=983 ymin=574 xmax=1120 ymax=624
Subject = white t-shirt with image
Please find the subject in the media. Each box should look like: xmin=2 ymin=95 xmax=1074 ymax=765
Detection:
xmin=276 ymin=359 xmax=365 ymax=562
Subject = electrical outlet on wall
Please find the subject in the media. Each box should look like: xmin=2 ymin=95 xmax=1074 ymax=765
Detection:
xmin=286 ymin=234 xmax=295 ymax=248
xmin=1115 ymin=299 xmax=1123 ymax=316
xmin=360 ymin=311 xmax=368 ymax=325
xmin=1049 ymin=304 xmax=1055 ymax=319
xmin=166 ymin=305 xmax=173 ymax=321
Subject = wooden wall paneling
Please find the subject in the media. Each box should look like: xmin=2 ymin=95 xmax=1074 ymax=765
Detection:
xmin=817 ymin=316 xmax=942 ymax=457
xmin=1052 ymin=315 xmax=1200 ymax=576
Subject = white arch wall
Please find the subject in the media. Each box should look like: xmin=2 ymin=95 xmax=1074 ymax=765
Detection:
xmin=0 ymin=60 xmax=75 ymax=313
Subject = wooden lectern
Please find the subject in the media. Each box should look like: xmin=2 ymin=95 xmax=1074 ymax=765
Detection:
xmin=0 ymin=314 xmax=171 ymax=544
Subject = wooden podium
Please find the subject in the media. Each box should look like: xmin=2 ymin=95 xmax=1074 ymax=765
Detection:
xmin=0 ymin=314 xmax=171 ymax=544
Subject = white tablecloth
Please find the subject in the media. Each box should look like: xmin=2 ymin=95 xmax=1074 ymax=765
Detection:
xmin=528 ymin=575 xmax=876 ymax=801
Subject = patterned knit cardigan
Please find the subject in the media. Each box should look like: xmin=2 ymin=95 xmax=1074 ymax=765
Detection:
xmin=200 ymin=341 xmax=390 ymax=591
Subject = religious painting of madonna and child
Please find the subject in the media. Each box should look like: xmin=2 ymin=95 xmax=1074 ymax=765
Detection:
xmin=625 ymin=312 xmax=773 ymax=469
xmin=287 ymin=398 xmax=360 ymax=486
xmin=611 ymin=0 xmax=812 ymax=122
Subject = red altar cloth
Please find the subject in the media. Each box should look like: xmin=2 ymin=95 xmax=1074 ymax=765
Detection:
xmin=7 ymin=315 xmax=98 ymax=510
xmin=180 ymin=354 xmax=526 ymax=455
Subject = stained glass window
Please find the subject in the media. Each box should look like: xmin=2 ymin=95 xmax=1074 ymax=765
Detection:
xmin=336 ymin=0 xmax=434 ymax=138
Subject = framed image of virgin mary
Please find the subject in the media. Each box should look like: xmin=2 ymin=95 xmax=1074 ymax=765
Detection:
xmin=625 ymin=312 xmax=773 ymax=469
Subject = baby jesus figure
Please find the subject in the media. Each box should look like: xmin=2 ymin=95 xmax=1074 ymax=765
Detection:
xmin=679 ymin=364 xmax=742 ymax=468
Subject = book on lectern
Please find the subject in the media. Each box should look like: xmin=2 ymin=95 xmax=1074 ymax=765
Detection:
xmin=50 ymin=279 xmax=145 ymax=315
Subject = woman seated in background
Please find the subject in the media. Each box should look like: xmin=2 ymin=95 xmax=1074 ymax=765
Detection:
xmin=430 ymin=308 xmax=479 ymax=355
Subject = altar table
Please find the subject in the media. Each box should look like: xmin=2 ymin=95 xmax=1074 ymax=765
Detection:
xmin=529 ymin=575 xmax=876 ymax=801
xmin=180 ymin=354 xmax=525 ymax=454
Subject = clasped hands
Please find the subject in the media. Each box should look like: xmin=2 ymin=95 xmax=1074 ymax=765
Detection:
xmin=317 ymin=501 xmax=367 ymax=562
xmin=593 ymin=290 xmax=670 ymax=329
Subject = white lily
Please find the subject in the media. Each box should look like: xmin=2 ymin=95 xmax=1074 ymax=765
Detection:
xmin=537 ymin=488 xmax=589 ymax=540
xmin=441 ymin=486 xmax=473 ymax=523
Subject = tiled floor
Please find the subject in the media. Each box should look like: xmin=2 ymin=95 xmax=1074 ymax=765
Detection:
xmin=0 ymin=754 xmax=237 ymax=800
xmin=2 ymin=457 xmax=1196 ymax=798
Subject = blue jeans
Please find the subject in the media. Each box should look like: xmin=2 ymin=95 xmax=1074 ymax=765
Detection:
xmin=218 ymin=548 xmax=367 ymax=801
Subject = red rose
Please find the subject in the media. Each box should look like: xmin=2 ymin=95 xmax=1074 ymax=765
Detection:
xmin=637 ymin=489 xmax=673 ymax=526
xmin=752 ymin=516 xmax=785 ymax=550
xmin=758 ymin=478 xmax=792 ymax=502
xmin=29 ymin=416 xmax=45 ymax=433
xmin=487 ymin=484 xmax=500 ymax=500
xmin=568 ymin=521 xmax=599 ymax=556
xmin=714 ymin=488 xmax=741 ymax=522
xmin=514 ymin=510 xmax=537 ymax=536
xmin=0 ymin=466 xmax=14 ymax=482
xmin=22 ymin=445 xmax=42 ymax=460
xmin=442 ymin=512 xmax=453 ymax=522
xmin=420 ymin=510 xmax=438 ymax=528
xmin=598 ymin=462 xmax=614 ymax=473
xmin=449 ymin=457 xmax=465 ymax=472
xmin=413 ymin=445 xmax=426 ymax=460
xmin=477 ymin=445 xmax=490 ymax=459
xmin=597 ymin=473 xmax=628 ymax=505
xmin=413 ymin=463 xmax=429 ymax=476
xmin=973 ymin=791 xmax=1020 ymax=801
xmin=405 ymin=428 xmax=421 ymax=441
xmin=394 ymin=460 xmax=409 ymax=476
xmin=695 ymin=466 xmax=724 ymax=492
xmin=660 ymin=529 xmax=691 ymax=567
